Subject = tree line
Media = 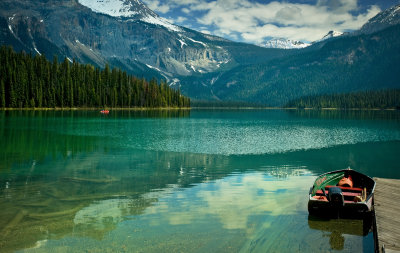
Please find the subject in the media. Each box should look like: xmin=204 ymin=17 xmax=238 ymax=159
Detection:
xmin=285 ymin=89 xmax=400 ymax=109
xmin=0 ymin=46 xmax=190 ymax=109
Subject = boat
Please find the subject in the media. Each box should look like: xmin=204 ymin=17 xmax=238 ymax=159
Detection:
xmin=308 ymin=168 xmax=376 ymax=217
xmin=100 ymin=110 xmax=109 ymax=114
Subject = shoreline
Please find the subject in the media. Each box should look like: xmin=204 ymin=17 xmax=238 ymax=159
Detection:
xmin=191 ymin=107 xmax=399 ymax=111
xmin=0 ymin=107 xmax=191 ymax=111
xmin=0 ymin=107 xmax=398 ymax=111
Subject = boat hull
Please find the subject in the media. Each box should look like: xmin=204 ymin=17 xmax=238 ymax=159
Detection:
xmin=308 ymin=194 xmax=373 ymax=218
xmin=308 ymin=169 xmax=375 ymax=218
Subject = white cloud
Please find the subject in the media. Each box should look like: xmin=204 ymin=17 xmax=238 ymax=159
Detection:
xmin=182 ymin=7 xmax=191 ymax=14
xmin=194 ymin=0 xmax=380 ymax=43
xmin=275 ymin=6 xmax=303 ymax=21
xmin=175 ymin=16 xmax=187 ymax=23
xmin=142 ymin=0 xmax=170 ymax=14
xmin=200 ymin=29 xmax=211 ymax=35
xmin=142 ymin=0 xmax=382 ymax=44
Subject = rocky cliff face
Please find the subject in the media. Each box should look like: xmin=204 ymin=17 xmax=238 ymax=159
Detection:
xmin=0 ymin=0 xmax=232 ymax=79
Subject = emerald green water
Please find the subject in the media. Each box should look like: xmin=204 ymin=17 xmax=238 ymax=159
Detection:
xmin=1 ymin=109 xmax=400 ymax=252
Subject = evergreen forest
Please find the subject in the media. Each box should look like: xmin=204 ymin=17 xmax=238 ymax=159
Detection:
xmin=285 ymin=89 xmax=400 ymax=109
xmin=0 ymin=46 xmax=190 ymax=109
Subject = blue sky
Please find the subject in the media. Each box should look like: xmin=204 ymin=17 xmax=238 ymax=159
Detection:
xmin=141 ymin=0 xmax=400 ymax=44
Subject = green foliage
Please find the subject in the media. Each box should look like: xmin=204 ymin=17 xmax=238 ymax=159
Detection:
xmin=285 ymin=89 xmax=400 ymax=109
xmin=0 ymin=46 xmax=190 ymax=108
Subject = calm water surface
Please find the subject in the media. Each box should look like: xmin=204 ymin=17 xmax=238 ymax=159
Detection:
xmin=0 ymin=109 xmax=400 ymax=252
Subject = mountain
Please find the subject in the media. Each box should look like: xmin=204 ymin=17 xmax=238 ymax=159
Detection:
xmin=0 ymin=0 xmax=399 ymax=106
xmin=259 ymin=38 xmax=310 ymax=49
xmin=0 ymin=0 xmax=228 ymax=79
xmin=178 ymin=5 xmax=400 ymax=105
xmin=359 ymin=4 xmax=400 ymax=34
xmin=0 ymin=0 xmax=293 ymax=83
xmin=188 ymin=24 xmax=400 ymax=106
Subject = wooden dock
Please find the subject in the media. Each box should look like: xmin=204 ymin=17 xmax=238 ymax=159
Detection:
xmin=374 ymin=177 xmax=400 ymax=253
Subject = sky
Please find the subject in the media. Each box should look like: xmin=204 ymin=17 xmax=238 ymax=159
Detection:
xmin=141 ymin=0 xmax=400 ymax=44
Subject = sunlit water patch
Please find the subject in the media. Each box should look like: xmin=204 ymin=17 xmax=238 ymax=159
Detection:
xmin=52 ymin=110 xmax=400 ymax=155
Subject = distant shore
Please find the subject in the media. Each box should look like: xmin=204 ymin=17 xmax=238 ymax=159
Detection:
xmin=191 ymin=107 xmax=399 ymax=110
xmin=0 ymin=107 xmax=192 ymax=111
xmin=0 ymin=107 xmax=398 ymax=111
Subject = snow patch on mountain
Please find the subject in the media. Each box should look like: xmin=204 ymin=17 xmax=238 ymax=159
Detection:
xmin=34 ymin=47 xmax=41 ymax=55
xmin=187 ymin=37 xmax=207 ymax=47
xmin=141 ymin=15 xmax=181 ymax=32
xmin=178 ymin=39 xmax=187 ymax=48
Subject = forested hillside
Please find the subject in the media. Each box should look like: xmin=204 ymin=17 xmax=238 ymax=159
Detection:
xmin=0 ymin=46 xmax=190 ymax=109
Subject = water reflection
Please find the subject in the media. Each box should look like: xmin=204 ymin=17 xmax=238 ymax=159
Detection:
xmin=142 ymin=171 xmax=312 ymax=230
xmin=308 ymin=216 xmax=373 ymax=251
xmin=0 ymin=145 xmax=399 ymax=251
xmin=5 ymin=170 xmax=316 ymax=253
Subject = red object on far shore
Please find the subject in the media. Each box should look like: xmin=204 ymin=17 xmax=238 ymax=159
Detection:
xmin=100 ymin=110 xmax=109 ymax=114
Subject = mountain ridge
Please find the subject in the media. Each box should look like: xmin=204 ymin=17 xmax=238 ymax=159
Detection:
xmin=259 ymin=38 xmax=310 ymax=49
xmin=259 ymin=30 xmax=344 ymax=50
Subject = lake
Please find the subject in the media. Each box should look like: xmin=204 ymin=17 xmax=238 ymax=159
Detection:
xmin=1 ymin=109 xmax=400 ymax=252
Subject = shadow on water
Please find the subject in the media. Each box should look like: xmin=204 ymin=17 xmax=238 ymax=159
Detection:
xmin=307 ymin=215 xmax=373 ymax=251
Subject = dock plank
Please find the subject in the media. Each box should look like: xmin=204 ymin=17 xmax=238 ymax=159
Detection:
xmin=374 ymin=177 xmax=400 ymax=253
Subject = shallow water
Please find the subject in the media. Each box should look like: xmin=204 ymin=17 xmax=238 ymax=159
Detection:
xmin=0 ymin=109 xmax=399 ymax=252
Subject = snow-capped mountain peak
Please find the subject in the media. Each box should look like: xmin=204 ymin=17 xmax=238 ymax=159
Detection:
xmin=78 ymin=0 xmax=181 ymax=31
xmin=78 ymin=0 xmax=145 ymax=17
xmin=320 ymin=31 xmax=343 ymax=40
xmin=259 ymin=38 xmax=310 ymax=49
xmin=312 ymin=30 xmax=343 ymax=44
